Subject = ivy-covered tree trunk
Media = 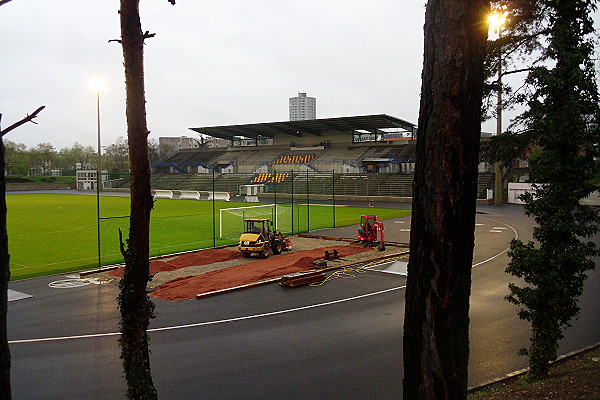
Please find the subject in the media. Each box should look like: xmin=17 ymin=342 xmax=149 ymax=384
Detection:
xmin=402 ymin=1 xmax=488 ymax=399
xmin=0 ymin=136 xmax=12 ymax=400
xmin=505 ymin=0 xmax=600 ymax=378
xmin=118 ymin=1 xmax=157 ymax=398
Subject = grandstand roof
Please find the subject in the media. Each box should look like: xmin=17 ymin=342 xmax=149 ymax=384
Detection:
xmin=189 ymin=114 xmax=416 ymax=141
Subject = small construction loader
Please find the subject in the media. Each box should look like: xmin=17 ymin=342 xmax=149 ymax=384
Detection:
xmin=357 ymin=215 xmax=385 ymax=251
xmin=238 ymin=218 xmax=291 ymax=258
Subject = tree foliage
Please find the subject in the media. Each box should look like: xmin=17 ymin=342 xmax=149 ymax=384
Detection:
xmin=57 ymin=142 xmax=96 ymax=172
xmin=481 ymin=0 xmax=549 ymax=164
xmin=28 ymin=143 xmax=56 ymax=175
xmin=498 ymin=0 xmax=600 ymax=377
xmin=3 ymin=141 xmax=28 ymax=176
xmin=1 ymin=137 xmax=163 ymax=176
xmin=104 ymin=136 xmax=130 ymax=174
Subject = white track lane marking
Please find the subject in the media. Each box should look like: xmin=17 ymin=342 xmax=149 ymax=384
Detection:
xmin=10 ymin=216 xmax=520 ymax=345
xmin=9 ymin=286 xmax=404 ymax=344
xmin=472 ymin=217 xmax=518 ymax=268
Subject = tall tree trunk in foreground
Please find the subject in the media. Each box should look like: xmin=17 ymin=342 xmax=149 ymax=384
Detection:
xmin=118 ymin=1 xmax=157 ymax=398
xmin=403 ymin=1 xmax=489 ymax=399
xmin=0 ymin=135 xmax=11 ymax=400
xmin=0 ymin=106 xmax=44 ymax=400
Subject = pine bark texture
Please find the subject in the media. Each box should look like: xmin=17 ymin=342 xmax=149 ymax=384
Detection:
xmin=118 ymin=1 xmax=157 ymax=398
xmin=0 ymin=137 xmax=12 ymax=400
xmin=403 ymin=1 xmax=489 ymax=399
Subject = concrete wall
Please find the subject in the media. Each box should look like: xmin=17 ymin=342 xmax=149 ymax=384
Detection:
xmin=507 ymin=182 xmax=535 ymax=204
xmin=7 ymin=183 xmax=76 ymax=191
xmin=273 ymin=130 xmax=352 ymax=147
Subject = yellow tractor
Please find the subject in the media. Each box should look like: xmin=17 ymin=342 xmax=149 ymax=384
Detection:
xmin=238 ymin=218 xmax=291 ymax=258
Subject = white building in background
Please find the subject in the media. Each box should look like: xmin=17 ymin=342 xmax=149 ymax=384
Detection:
xmin=76 ymin=170 xmax=107 ymax=190
xmin=289 ymin=92 xmax=316 ymax=121
xmin=159 ymin=136 xmax=202 ymax=153
xmin=160 ymin=135 xmax=229 ymax=150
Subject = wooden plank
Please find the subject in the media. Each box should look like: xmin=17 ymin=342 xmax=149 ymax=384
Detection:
xmin=280 ymin=270 xmax=326 ymax=287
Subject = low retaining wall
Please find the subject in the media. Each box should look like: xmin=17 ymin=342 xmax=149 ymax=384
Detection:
xmin=82 ymin=187 xmax=496 ymax=205
xmin=259 ymin=192 xmax=493 ymax=205
xmin=257 ymin=192 xmax=412 ymax=203
xmin=103 ymin=188 xmax=130 ymax=193
xmin=7 ymin=183 xmax=76 ymax=191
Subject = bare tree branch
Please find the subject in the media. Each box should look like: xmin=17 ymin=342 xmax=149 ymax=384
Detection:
xmin=142 ymin=31 xmax=156 ymax=39
xmin=109 ymin=31 xmax=155 ymax=44
xmin=0 ymin=106 xmax=45 ymax=137
xmin=503 ymin=67 xmax=534 ymax=76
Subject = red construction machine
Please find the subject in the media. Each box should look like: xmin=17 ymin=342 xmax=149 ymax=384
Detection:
xmin=357 ymin=215 xmax=385 ymax=251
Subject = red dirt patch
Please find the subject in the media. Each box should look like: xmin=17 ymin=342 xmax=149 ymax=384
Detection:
xmin=149 ymin=245 xmax=372 ymax=301
xmin=107 ymin=247 xmax=243 ymax=278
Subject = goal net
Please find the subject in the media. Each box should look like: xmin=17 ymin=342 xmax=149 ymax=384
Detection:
xmin=219 ymin=204 xmax=293 ymax=239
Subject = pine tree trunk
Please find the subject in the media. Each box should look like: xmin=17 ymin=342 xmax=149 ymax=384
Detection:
xmin=118 ymin=1 xmax=157 ymax=399
xmin=0 ymin=137 xmax=12 ymax=400
xmin=402 ymin=1 xmax=488 ymax=399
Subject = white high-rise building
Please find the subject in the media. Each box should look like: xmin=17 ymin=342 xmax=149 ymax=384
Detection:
xmin=289 ymin=92 xmax=316 ymax=121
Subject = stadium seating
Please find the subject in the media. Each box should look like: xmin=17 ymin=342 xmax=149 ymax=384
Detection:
xmin=250 ymin=173 xmax=291 ymax=184
xmin=273 ymin=155 xmax=315 ymax=164
xmin=126 ymin=140 xmax=495 ymax=201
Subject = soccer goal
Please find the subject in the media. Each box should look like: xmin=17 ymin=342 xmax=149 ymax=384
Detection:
xmin=219 ymin=204 xmax=294 ymax=239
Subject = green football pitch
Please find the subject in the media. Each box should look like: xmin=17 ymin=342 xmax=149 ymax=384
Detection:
xmin=6 ymin=193 xmax=410 ymax=280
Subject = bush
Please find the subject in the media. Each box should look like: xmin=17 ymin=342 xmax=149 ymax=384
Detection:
xmin=40 ymin=177 xmax=57 ymax=183
xmin=6 ymin=176 xmax=33 ymax=183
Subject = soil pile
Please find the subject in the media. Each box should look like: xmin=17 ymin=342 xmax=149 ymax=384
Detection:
xmin=107 ymin=247 xmax=243 ymax=278
xmin=149 ymin=245 xmax=372 ymax=301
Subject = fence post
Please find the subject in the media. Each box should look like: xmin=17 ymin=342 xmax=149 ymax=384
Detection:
xmin=332 ymin=170 xmax=336 ymax=228
xmin=273 ymin=168 xmax=277 ymax=230
xmin=306 ymin=169 xmax=310 ymax=232
xmin=212 ymin=168 xmax=216 ymax=247
xmin=291 ymin=170 xmax=294 ymax=235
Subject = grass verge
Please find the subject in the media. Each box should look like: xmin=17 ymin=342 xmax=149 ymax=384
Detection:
xmin=468 ymin=345 xmax=600 ymax=400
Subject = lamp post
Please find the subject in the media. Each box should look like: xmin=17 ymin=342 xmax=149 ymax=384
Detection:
xmin=91 ymin=79 xmax=105 ymax=269
xmin=489 ymin=11 xmax=507 ymax=206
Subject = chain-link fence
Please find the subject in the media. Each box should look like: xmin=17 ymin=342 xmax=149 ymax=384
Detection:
xmin=98 ymin=170 xmax=411 ymax=266
xmin=8 ymin=172 xmax=414 ymax=279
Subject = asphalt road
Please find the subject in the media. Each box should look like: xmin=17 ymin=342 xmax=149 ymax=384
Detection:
xmin=7 ymin=204 xmax=600 ymax=399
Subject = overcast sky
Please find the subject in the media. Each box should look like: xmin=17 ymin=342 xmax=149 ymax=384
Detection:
xmin=1 ymin=2 xmax=597 ymax=150
xmin=0 ymin=1 xmax=431 ymax=149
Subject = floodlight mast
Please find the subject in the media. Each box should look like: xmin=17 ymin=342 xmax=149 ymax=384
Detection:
xmin=488 ymin=10 xmax=507 ymax=206
xmin=91 ymin=79 xmax=106 ymax=269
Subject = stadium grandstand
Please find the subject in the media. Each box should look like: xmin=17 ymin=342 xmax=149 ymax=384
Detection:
xmin=107 ymin=114 xmax=495 ymax=202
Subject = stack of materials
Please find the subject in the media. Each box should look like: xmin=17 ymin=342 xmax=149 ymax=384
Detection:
xmin=280 ymin=270 xmax=326 ymax=287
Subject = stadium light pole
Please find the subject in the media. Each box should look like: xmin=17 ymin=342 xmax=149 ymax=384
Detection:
xmin=489 ymin=10 xmax=507 ymax=206
xmin=91 ymin=79 xmax=105 ymax=269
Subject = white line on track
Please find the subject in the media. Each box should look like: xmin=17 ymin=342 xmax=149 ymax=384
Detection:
xmin=8 ymin=286 xmax=404 ymax=344
xmin=472 ymin=217 xmax=518 ymax=268
xmin=10 ymin=216 xmax=520 ymax=345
